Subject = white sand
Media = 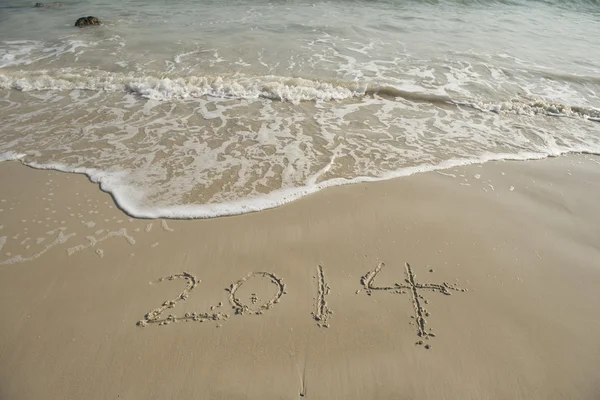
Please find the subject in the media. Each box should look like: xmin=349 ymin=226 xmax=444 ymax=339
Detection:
xmin=0 ymin=154 xmax=599 ymax=399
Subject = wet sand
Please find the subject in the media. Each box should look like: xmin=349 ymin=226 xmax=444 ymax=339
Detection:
xmin=0 ymin=154 xmax=599 ymax=400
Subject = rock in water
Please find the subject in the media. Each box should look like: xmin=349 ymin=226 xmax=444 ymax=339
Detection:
xmin=74 ymin=16 xmax=102 ymax=27
xmin=34 ymin=2 xmax=61 ymax=7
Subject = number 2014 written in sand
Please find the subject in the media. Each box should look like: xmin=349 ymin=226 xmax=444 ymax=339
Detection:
xmin=138 ymin=263 xmax=468 ymax=347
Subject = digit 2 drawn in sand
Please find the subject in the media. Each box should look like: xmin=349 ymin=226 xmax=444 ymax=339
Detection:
xmin=361 ymin=262 xmax=465 ymax=347
xmin=137 ymin=272 xmax=228 ymax=327
xmin=226 ymin=272 xmax=287 ymax=315
xmin=312 ymin=265 xmax=332 ymax=328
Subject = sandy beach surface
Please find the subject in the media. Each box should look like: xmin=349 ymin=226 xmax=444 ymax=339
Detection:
xmin=1 ymin=154 xmax=599 ymax=400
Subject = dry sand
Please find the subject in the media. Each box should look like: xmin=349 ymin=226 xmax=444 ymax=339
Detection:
xmin=0 ymin=154 xmax=599 ymax=400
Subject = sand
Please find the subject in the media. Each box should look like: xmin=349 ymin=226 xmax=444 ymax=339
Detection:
xmin=0 ymin=154 xmax=599 ymax=400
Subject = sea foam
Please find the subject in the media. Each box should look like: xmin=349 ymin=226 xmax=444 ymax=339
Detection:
xmin=1 ymin=69 xmax=599 ymax=120
xmin=1 ymin=0 xmax=599 ymax=219
xmin=2 ymin=147 xmax=596 ymax=219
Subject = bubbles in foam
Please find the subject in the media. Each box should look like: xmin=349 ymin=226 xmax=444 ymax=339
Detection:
xmin=0 ymin=69 xmax=369 ymax=103
xmin=2 ymin=74 xmax=600 ymax=219
xmin=0 ymin=39 xmax=93 ymax=68
xmin=0 ymin=228 xmax=76 ymax=266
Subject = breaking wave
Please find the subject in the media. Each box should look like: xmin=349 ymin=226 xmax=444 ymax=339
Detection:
xmin=2 ymin=69 xmax=599 ymax=121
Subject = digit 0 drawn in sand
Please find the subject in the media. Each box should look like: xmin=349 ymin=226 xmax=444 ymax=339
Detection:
xmin=361 ymin=262 xmax=465 ymax=347
xmin=312 ymin=265 xmax=332 ymax=328
xmin=137 ymin=272 xmax=228 ymax=327
xmin=226 ymin=272 xmax=286 ymax=315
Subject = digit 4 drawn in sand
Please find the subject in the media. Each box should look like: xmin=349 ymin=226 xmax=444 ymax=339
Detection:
xmin=361 ymin=262 xmax=466 ymax=348
xmin=137 ymin=272 xmax=228 ymax=327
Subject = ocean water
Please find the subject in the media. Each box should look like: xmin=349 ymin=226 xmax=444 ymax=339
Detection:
xmin=1 ymin=0 xmax=599 ymax=218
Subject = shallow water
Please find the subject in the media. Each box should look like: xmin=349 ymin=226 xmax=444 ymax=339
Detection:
xmin=1 ymin=0 xmax=599 ymax=217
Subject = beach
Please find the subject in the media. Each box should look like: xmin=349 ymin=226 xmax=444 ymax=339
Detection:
xmin=1 ymin=154 xmax=599 ymax=399
xmin=2 ymin=0 xmax=600 ymax=398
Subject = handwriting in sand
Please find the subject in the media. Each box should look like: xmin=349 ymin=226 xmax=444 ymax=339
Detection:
xmin=137 ymin=263 xmax=466 ymax=346
xmin=360 ymin=262 xmax=465 ymax=347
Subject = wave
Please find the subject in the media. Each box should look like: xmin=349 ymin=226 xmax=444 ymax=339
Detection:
xmin=2 ymin=148 xmax=596 ymax=220
xmin=407 ymin=0 xmax=600 ymax=7
xmin=0 ymin=69 xmax=369 ymax=102
xmin=452 ymin=100 xmax=600 ymax=121
xmin=4 ymin=69 xmax=598 ymax=121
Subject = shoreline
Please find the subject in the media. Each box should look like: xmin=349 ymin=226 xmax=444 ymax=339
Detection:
xmin=1 ymin=154 xmax=599 ymax=399
xmin=3 ymin=149 xmax=600 ymax=220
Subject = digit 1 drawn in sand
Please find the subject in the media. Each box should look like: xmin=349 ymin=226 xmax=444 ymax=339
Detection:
xmin=361 ymin=262 xmax=465 ymax=347
xmin=226 ymin=272 xmax=286 ymax=315
xmin=312 ymin=265 xmax=332 ymax=328
xmin=137 ymin=272 xmax=228 ymax=327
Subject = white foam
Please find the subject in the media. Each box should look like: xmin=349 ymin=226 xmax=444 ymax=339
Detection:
xmin=1 ymin=54 xmax=599 ymax=221
xmin=66 ymin=228 xmax=135 ymax=256
xmin=0 ymin=228 xmax=75 ymax=266
xmin=9 ymin=148 xmax=597 ymax=220
xmin=0 ymin=39 xmax=93 ymax=68
xmin=0 ymin=70 xmax=369 ymax=103
xmin=2 ymin=68 xmax=598 ymax=121
xmin=454 ymin=99 xmax=600 ymax=119
xmin=0 ymin=152 xmax=25 ymax=162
